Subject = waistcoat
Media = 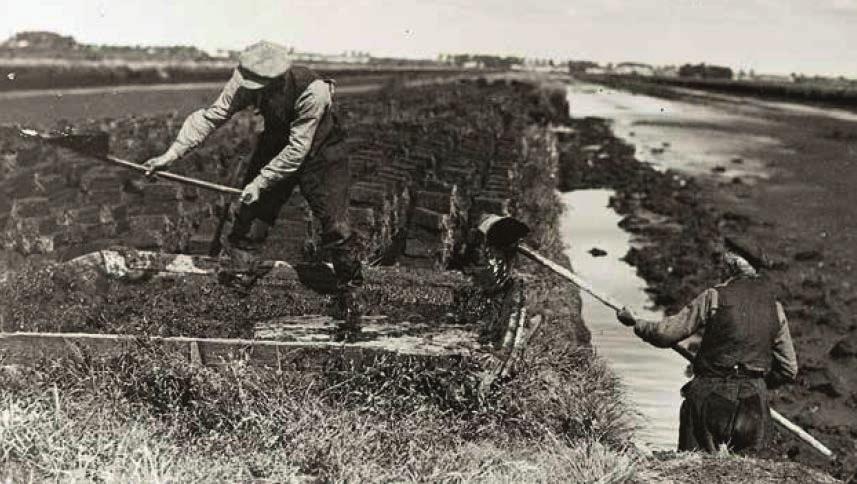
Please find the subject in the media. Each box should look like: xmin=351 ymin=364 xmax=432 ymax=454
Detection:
xmin=693 ymin=276 xmax=781 ymax=377
xmin=257 ymin=65 xmax=344 ymax=159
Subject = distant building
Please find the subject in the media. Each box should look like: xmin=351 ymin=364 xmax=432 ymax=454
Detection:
xmin=568 ymin=60 xmax=599 ymax=74
xmin=654 ymin=65 xmax=679 ymax=77
xmin=584 ymin=67 xmax=609 ymax=75
xmin=206 ymin=49 xmax=238 ymax=60
xmin=615 ymin=62 xmax=655 ymax=76
xmin=288 ymin=50 xmax=370 ymax=64
xmin=752 ymin=73 xmax=794 ymax=83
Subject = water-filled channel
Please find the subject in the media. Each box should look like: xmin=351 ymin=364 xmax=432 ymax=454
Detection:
xmin=559 ymin=189 xmax=689 ymax=449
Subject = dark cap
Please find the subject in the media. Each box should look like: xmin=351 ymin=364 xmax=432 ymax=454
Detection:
xmin=724 ymin=235 xmax=771 ymax=270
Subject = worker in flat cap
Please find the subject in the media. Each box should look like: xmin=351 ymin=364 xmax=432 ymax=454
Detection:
xmin=616 ymin=235 xmax=798 ymax=455
xmin=143 ymin=41 xmax=362 ymax=313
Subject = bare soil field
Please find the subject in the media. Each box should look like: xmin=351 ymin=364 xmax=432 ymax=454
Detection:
xmin=0 ymin=59 xmax=467 ymax=92
xmin=0 ymin=71 xmax=465 ymax=126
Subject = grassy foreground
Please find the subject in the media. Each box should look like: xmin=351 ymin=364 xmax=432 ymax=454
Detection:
xmin=0 ymin=338 xmax=635 ymax=482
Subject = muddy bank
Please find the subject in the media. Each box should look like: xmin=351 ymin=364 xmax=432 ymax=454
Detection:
xmin=556 ymin=114 xmax=855 ymax=479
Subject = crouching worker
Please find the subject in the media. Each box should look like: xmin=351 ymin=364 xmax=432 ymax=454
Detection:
xmin=616 ymin=236 xmax=798 ymax=454
xmin=142 ymin=41 xmax=363 ymax=295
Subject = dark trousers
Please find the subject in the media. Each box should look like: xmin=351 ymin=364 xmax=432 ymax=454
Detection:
xmin=678 ymin=376 xmax=771 ymax=454
xmin=224 ymin=134 xmax=361 ymax=286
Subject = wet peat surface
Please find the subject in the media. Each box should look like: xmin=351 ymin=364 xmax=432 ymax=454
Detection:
xmin=560 ymin=80 xmax=857 ymax=479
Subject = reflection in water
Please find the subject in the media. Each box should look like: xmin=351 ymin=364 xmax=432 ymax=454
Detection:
xmin=566 ymin=83 xmax=780 ymax=182
xmin=559 ymin=189 xmax=689 ymax=449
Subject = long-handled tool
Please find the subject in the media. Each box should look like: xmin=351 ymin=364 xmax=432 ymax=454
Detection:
xmin=18 ymin=128 xmax=241 ymax=196
xmin=516 ymin=243 xmax=836 ymax=460
xmin=208 ymin=155 xmax=250 ymax=256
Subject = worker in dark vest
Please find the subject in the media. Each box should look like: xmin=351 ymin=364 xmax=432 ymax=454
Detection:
xmin=142 ymin=41 xmax=363 ymax=298
xmin=616 ymin=236 xmax=798 ymax=454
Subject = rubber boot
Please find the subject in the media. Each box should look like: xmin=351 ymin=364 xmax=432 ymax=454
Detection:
xmin=216 ymin=201 xmax=275 ymax=294
xmin=216 ymin=235 xmax=271 ymax=295
xmin=325 ymin=238 xmax=364 ymax=290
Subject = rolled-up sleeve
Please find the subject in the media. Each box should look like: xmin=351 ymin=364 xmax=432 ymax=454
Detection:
xmin=169 ymin=69 xmax=250 ymax=157
xmin=257 ymin=80 xmax=331 ymax=184
xmin=635 ymin=288 xmax=717 ymax=348
xmin=771 ymin=301 xmax=798 ymax=382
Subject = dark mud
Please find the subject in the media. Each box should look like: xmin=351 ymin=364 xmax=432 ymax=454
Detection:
xmin=634 ymin=451 xmax=838 ymax=483
xmin=556 ymin=115 xmax=856 ymax=479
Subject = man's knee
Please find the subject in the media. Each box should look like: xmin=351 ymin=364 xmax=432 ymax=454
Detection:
xmin=223 ymin=202 xmax=273 ymax=253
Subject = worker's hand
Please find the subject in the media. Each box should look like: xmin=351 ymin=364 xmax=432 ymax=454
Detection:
xmin=240 ymin=177 xmax=268 ymax=205
xmin=616 ymin=306 xmax=638 ymax=327
xmin=142 ymin=149 xmax=179 ymax=178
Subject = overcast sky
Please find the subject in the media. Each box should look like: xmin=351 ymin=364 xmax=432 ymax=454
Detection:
xmin=2 ymin=0 xmax=856 ymax=76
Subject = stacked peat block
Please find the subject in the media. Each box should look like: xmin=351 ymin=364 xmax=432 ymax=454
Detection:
xmin=470 ymin=133 xmax=519 ymax=221
xmin=185 ymin=200 xmax=225 ymax=255
xmin=347 ymin=145 xmax=384 ymax=180
xmin=0 ymin=80 xmax=534 ymax=273
xmin=0 ymin=196 xmax=9 ymax=238
xmin=260 ymin=193 xmax=313 ymax=263
xmin=3 ymin=197 xmax=56 ymax=254
xmin=123 ymin=179 xmax=192 ymax=252
xmin=349 ymin=177 xmax=408 ymax=262
xmin=403 ymin=182 xmax=462 ymax=269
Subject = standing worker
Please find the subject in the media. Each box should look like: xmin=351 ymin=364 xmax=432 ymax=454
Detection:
xmin=142 ymin=41 xmax=363 ymax=301
xmin=616 ymin=236 xmax=798 ymax=454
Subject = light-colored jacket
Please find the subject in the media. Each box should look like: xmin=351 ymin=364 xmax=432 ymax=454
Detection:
xmin=167 ymin=69 xmax=333 ymax=185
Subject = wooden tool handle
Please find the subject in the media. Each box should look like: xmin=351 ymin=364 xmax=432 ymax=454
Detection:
xmin=105 ymin=155 xmax=243 ymax=196
xmin=518 ymin=244 xmax=624 ymax=310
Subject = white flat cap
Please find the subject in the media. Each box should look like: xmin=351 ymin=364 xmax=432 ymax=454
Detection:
xmin=236 ymin=40 xmax=293 ymax=89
